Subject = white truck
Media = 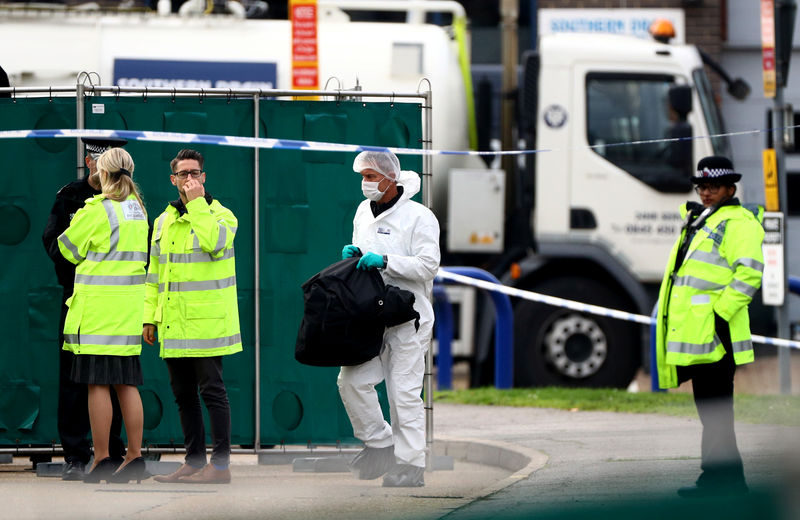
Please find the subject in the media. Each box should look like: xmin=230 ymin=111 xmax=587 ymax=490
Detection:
xmin=494 ymin=31 xmax=732 ymax=387
xmin=0 ymin=2 xmax=748 ymax=388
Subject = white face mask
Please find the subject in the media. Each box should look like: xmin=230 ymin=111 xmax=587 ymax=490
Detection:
xmin=361 ymin=179 xmax=388 ymax=201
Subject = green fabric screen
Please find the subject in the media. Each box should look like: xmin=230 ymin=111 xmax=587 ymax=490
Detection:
xmin=0 ymin=94 xmax=422 ymax=449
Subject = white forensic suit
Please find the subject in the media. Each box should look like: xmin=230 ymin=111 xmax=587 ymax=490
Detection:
xmin=337 ymin=169 xmax=440 ymax=468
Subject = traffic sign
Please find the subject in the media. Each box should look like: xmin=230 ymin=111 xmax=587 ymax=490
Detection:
xmin=762 ymin=211 xmax=785 ymax=306
xmin=290 ymin=0 xmax=319 ymax=94
xmin=762 ymin=148 xmax=779 ymax=211
xmin=762 ymin=0 xmax=776 ymax=98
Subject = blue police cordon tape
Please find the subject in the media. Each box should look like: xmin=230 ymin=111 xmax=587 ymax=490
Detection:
xmin=1 ymin=128 xmax=475 ymax=156
xmin=435 ymin=270 xmax=800 ymax=351
xmin=7 ymin=128 xmax=797 ymax=348
xmin=2 ymin=124 xmax=800 ymax=157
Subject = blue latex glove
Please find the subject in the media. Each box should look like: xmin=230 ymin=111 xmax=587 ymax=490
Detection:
xmin=357 ymin=252 xmax=385 ymax=270
xmin=342 ymin=244 xmax=361 ymax=260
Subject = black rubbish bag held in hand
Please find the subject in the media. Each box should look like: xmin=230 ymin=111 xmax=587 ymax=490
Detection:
xmin=295 ymin=257 xmax=420 ymax=367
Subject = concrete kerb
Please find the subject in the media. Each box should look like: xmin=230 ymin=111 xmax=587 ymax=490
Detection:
xmin=433 ymin=435 xmax=548 ymax=498
xmin=257 ymin=435 xmax=547 ymax=499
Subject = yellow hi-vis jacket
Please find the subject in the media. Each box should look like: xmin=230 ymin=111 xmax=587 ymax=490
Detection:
xmin=58 ymin=194 xmax=148 ymax=355
xmin=656 ymin=201 xmax=765 ymax=389
xmin=143 ymin=196 xmax=242 ymax=358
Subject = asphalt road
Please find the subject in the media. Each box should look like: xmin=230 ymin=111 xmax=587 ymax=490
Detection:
xmin=434 ymin=404 xmax=800 ymax=520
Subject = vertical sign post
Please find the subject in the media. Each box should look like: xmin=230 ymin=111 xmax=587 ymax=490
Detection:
xmin=500 ymin=0 xmax=519 ymax=213
xmin=761 ymin=0 xmax=797 ymax=394
xmin=290 ymin=0 xmax=319 ymax=98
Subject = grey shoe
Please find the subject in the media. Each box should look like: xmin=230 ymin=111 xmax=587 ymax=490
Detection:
xmin=349 ymin=446 xmax=395 ymax=480
xmin=382 ymin=464 xmax=424 ymax=487
xmin=61 ymin=461 xmax=86 ymax=481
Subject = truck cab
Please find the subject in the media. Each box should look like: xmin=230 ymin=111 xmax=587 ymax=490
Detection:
xmin=536 ymin=33 xmax=725 ymax=282
xmin=501 ymin=32 xmax=732 ymax=388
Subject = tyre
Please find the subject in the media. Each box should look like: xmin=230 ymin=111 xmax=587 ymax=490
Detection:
xmin=469 ymin=352 xmax=494 ymax=388
xmin=513 ymin=277 xmax=640 ymax=388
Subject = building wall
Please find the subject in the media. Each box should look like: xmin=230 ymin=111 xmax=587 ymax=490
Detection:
xmin=535 ymin=0 xmax=724 ymax=93
xmin=466 ymin=2 xmax=728 ymax=151
xmin=723 ymin=1 xmax=800 ymax=331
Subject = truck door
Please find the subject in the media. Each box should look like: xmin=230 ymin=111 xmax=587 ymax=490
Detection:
xmin=570 ymin=68 xmax=708 ymax=283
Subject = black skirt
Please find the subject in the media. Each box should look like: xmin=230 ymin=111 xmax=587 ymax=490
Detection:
xmin=70 ymin=354 xmax=143 ymax=386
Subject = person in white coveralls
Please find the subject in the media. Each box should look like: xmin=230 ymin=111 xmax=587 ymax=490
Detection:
xmin=338 ymin=150 xmax=440 ymax=488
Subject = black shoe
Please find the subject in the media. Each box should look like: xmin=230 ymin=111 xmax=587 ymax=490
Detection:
xmin=83 ymin=457 xmax=118 ymax=484
xmin=349 ymin=446 xmax=395 ymax=480
xmin=110 ymin=457 xmax=149 ymax=484
xmin=678 ymin=482 xmax=749 ymax=499
xmin=109 ymin=456 xmax=125 ymax=472
xmin=382 ymin=464 xmax=425 ymax=488
xmin=61 ymin=461 xmax=86 ymax=481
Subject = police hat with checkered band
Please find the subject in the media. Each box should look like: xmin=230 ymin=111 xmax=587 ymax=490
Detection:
xmin=81 ymin=137 xmax=127 ymax=158
xmin=692 ymin=155 xmax=741 ymax=184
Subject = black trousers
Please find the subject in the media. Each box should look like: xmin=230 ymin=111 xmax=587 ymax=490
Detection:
xmin=57 ymin=299 xmax=125 ymax=464
xmin=165 ymin=356 xmax=231 ymax=467
xmin=677 ymin=315 xmax=746 ymax=488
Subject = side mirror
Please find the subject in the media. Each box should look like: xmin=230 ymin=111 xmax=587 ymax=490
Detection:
xmin=727 ymin=78 xmax=751 ymax=101
xmin=669 ymin=85 xmax=692 ymax=120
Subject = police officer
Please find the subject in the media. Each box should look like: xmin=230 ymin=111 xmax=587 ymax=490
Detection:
xmin=0 ymin=64 xmax=10 ymax=98
xmin=655 ymin=156 xmax=765 ymax=498
xmin=42 ymin=137 xmax=128 ymax=480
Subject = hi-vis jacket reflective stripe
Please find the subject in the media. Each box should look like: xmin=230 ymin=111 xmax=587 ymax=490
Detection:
xmin=656 ymin=202 xmax=765 ymax=389
xmin=143 ymin=197 xmax=242 ymax=358
xmin=57 ymin=194 xmax=148 ymax=355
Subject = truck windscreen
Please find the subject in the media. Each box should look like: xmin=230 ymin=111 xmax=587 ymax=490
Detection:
xmin=586 ymin=72 xmax=692 ymax=193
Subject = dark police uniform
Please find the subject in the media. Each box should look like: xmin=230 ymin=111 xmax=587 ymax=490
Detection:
xmin=42 ymin=142 xmax=127 ymax=479
xmin=0 ymin=64 xmax=10 ymax=99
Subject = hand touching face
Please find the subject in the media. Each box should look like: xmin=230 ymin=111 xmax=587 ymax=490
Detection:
xmin=183 ymin=175 xmax=206 ymax=202
xmin=171 ymin=158 xmax=206 ymax=202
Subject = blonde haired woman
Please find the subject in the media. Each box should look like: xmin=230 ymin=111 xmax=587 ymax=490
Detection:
xmin=57 ymin=147 xmax=149 ymax=483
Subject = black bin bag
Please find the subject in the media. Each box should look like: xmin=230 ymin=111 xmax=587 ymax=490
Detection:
xmin=295 ymin=257 xmax=419 ymax=367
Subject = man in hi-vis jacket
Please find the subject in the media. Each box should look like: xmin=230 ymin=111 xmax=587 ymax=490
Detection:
xmin=143 ymin=149 xmax=241 ymax=484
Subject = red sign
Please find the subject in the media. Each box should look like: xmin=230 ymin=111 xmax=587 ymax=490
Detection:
xmin=290 ymin=0 xmax=319 ymax=91
xmin=292 ymin=66 xmax=319 ymax=88
xmin=761 ymin=0 xmax=776 ymax=98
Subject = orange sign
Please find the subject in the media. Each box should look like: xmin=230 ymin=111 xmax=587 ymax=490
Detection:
xmin=290 ymin=0 xmax=319 ymax=93
xmin=763 ymin=148 xmax=780 ymax=211
xmin=761 ymin=0 xmax=776 ymax=98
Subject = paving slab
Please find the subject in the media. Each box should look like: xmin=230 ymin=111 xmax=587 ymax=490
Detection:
xmin=2 ymin=403 xmax=797 ymax=520
xmin=0 ymin=436 xmax=525 ymax=520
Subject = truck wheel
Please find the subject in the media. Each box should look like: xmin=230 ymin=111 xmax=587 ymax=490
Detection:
xmin=513 ymin=277 xmax=640 ymax=388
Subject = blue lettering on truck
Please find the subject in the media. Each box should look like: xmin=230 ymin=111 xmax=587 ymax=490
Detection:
xmin=114 ymin=59 xmax=277 ymax=89
xmin=550 ymin=18 xmax=625 ymax=34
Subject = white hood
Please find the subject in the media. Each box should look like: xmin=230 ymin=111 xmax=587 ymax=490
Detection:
xmin=397 ymin=170 xmax=421 ymax=200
